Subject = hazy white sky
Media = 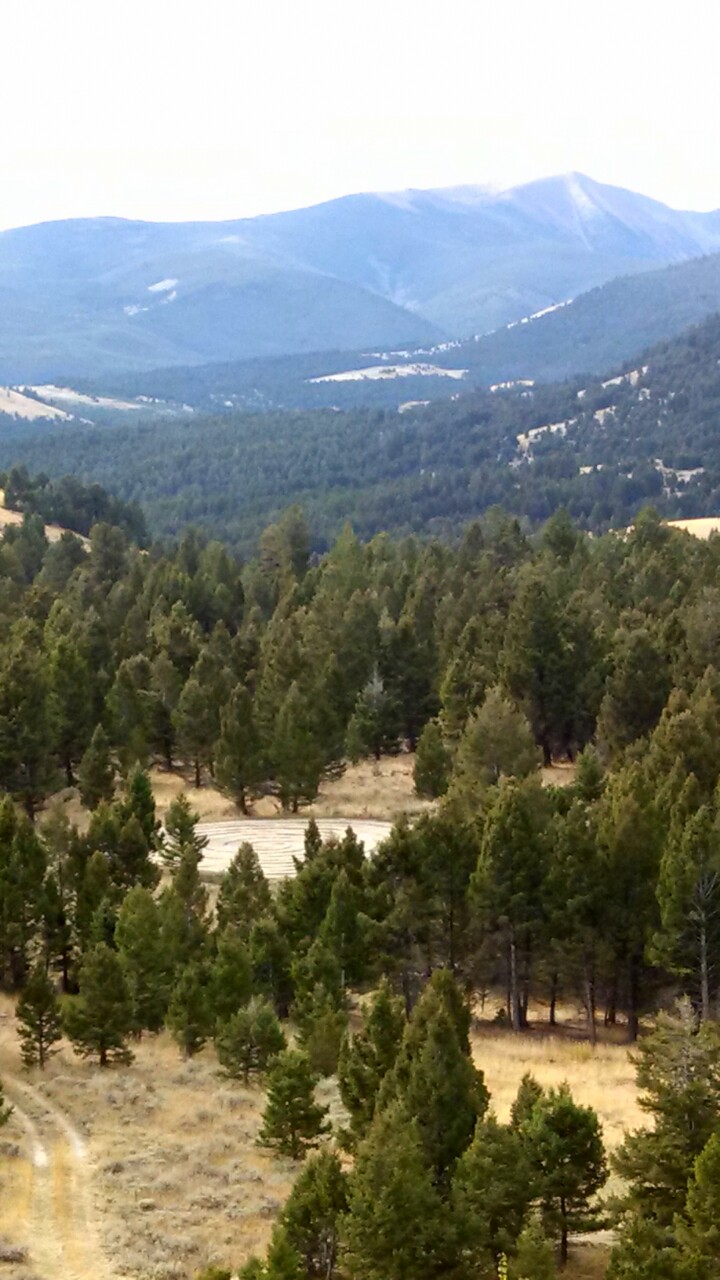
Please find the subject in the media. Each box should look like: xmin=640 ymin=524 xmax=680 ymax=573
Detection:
xmin=1 ymin=0 xmax=718 ymax=229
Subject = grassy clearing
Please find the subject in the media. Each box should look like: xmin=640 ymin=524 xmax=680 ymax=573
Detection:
xmin=0 ymin=985 xmax=636 ymax=1280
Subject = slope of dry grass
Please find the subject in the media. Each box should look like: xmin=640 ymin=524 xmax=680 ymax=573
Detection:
xmin=0 ymin=983 xmax=637 ymax=1280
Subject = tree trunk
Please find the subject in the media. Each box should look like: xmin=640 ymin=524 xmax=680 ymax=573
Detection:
xmin=549 ymin=971 xmax=558 ymax=1026
xmin=627 ymin=956 xmax=640 ymax=1043
xmin=585 ymin=966 xmax=597 ymax=1046
xmin=604 ymin=970 xmax=618 ymax=1025
xmin=194 ymin=758 xmax=201 ymax=789
xmin=99 ymin=1045 xmax=108 ymax=1068
xmin=65 ymin=756 xmax=74 ymax=787
xmin=509 ymin=934 xmax=522 ymax=1032
xmin=560 ymin=1196 xmax=569 ymax=1264
xmin=700 ymin=915 xmax=711 ymax=1022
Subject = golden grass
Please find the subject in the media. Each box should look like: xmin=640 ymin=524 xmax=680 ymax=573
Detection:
xmin=668 ymin=517 xmax=720 ymax=539
xmin=0 ymin=998 xmax=299 ymax=1280
xmin=473 ymin=1026 xmax=642 ymax=1151
xmin=48 ymin=752 xmax=434 ymax=834
xmin=0 ymin=985 xmax=636 ymax=1280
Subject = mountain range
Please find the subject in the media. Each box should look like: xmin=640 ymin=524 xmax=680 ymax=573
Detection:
xmin=3 ymin=173 xmax=720 ymax=381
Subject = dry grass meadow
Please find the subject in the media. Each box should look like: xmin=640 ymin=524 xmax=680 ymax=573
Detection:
xmin=0 ymin=982 xmax=639 ymax=1280
xmin=8 ymin=756 xmax=634 ymax=1279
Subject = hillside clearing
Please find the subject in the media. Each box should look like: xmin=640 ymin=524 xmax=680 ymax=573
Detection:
xmin=0 ymin=996 xmax=634 ymax=1280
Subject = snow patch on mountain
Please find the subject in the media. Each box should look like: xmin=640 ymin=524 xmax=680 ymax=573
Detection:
xmin=147 ymin=278 xmax=178 ymax=293
xmin=309 ymin=363 xmax=468 ymax=384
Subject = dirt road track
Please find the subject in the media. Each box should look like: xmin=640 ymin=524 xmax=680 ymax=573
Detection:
xmin=1 ymin=1074 xmax=111 ymax=1280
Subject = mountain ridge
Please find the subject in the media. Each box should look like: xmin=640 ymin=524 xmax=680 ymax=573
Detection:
xmin=2 ymin=173 xmax=720 ymax=380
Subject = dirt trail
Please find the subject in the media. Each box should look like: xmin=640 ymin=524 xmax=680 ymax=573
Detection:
xmin=1 ymin=1074 xmax=111 ymax=1280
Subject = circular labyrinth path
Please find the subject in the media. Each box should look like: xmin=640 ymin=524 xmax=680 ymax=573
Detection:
xmin=195 ymin=817 xmax=393 ymax=878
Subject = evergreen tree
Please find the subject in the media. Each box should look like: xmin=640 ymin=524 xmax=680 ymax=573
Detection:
xmin=159 ymin=845 xmax=211 ymax=968
xmin=264 ymin=1226 xmax=306 ymax=1280
xmin=249 ymin=915 xmax=294 ymax=1018
xmin=452 ymin=685 xmax=539 ymax=796
xmin=272 ymin=683 xmax=325 ymax=812
xmin=413 ymin=719 xmax=450 ymax=798
xmin=317 ymin=869 xmax=368 ymax=989
xmin=510 ymin=1073 xmax=544 ymax=1130
xmin=215 ymin=684 xmax=262 ymax=814
xmin=166 ymin=962 xmax=213 ymax=1057
xmin=209 ymin=928 xmax=254 ymax=1023
xmin=16 ymin=963 xmax=62 ymax=1068
xmin=0 ymin=625 xmax=55 ymax=817
xmin=162 ymin=793 xmax=208 ymax=867
xmin=395 ymin=1003 xmax=488 ymax=1184
xmin=0 ymin=798 xmax=47 ymax=987
xmin=258 ymin=1049 xmax=329 ymax=1159
xmin=470 ymin=778 xmax=550 ymax=1030
xmin=63 ymin=942 xmax=134 ymax=1066
xmin=343 ymin=1103 xmax=454 ymax=1280
xmin=612 ymin=999 xmax=720 ymax=1244
xmin=77 ymin=724 xmax=115 ymax=810
xmin=280 ymin=1149 xmax=349 ymax=1280
xmin=216 ymin=843 xmax=272 ymax=936
xmin=296 ymin=985 xmax=348 ymax=1077
xmin=508 ymin=1220 xmax=557 ymax=1280
xmin=47 ymin=635 xmax=94 ymax=786
xmin=338 ymin=978 xmax=406 ymax=1143
xmin=122 ymin=765 xmax=160 ymax=847
xmin=115 ymin=886 xmax=171 ymax=1034
xmin=597 ymin=627 xmax=671 ymax=758
xmin=452 ymin=1115 xmax=534 ymax=1273
xmin=173 ymin=675 xmax=217 ymax=787
xmin=500 ymin=575 xmax=572 ymax=765
xmin=215 ymin=997 xmax=286 ymax=1083
xmin=679 ymin=1131 xmax=720 ymax=1273
xmin=653 ymin=803 xmax=720 ymax=1020
xmin=523 ymin=1084 xmax=607 ymax=1265
xmin=345 ymin=670 xmax=399 ymax=762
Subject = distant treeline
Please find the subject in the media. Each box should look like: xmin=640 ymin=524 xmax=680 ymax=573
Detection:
xmin=0 ymin=466 xmax=148 ymax=543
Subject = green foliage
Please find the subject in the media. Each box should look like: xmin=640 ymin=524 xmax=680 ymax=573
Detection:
xmin=259 ymin=1049 xmax=329 ymax=1159
xmin=413 ymin=719 xmax=450 ymax=798
xmin=215 ymin=997 xmax=286 ymax=1083
xmin=452 ymin=1115 xmax=534 ymax=1271
xmin=216 ymin=843 xmax=272 ymax=936
xmin=296 ymin=986 xmax=348 ymax=1078
xmin=612 ymin=1000 xmax=720 ymax=1235
xmin=62 ymin=942 xmax=134 ymax=1066
xmin=209 ymin=928 xmax=254 ymax=1023
xmin=452 ymin=686 xmax=539 ymax=797
xmin=77 ymin=725 xmax=115 ymax=810
xmin=508 ymin=1220 xmax=557 ymax=1280
xmin=280 ymin=1149 xmax=349 ymax=1279
xmin=115 ymin=886 xmax=171 ymax=1033
xmin=162 ymin=794 xmax=207 ymax=867
xmin=522 ymin=1084 xmax=607 ymax=1263
xmin=343 ymin=1103 xmax=454 ymax=1280
xmin=166 ymin=962 xmax=213 ymax=1057
xmin=338 ymin=978 xmax=406 ymax=1144
xmin=16 ymin=963 xmax=62 ymax=1068
xmin=0 ymin=1078 xmax=12 ymax=1128
xmin=215 ymin=685 xmax=262 ymax=813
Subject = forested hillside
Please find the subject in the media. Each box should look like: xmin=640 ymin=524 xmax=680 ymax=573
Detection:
xmin=4 ymin=312 xmax=720 ymax=551
xmin=68 ymin=250 xmax=720 ymax=414
xmin=5 ymin=492 xmax=720 ymax=1274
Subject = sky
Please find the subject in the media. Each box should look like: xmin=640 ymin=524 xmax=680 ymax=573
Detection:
xmin=1 ymin=0 xmax=718 ymax=230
